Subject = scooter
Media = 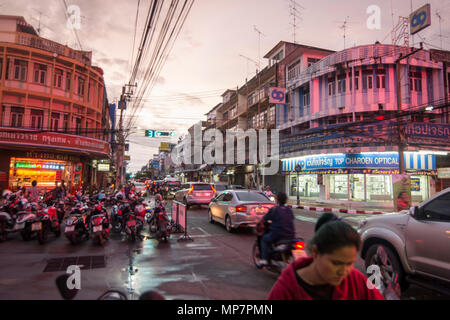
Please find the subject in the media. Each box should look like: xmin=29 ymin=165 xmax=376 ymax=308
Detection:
xmin=64 ymin=206 xmax=90 ymax=245
xmin=90 ymin=207 xmax=109 ymax=246
xmin=35 ymin=206 xmax=61 ymax=245
xmin=252 ymin=220 xmax=306 ymax=274
xmin=0 ymin=201 xmax=39 ymax=242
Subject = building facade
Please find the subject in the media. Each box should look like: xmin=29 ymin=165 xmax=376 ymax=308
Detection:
xmin=0 ymin=16 xmax=111 ymax=192
xmin=277 ymin=43 xmax=450 ymax=207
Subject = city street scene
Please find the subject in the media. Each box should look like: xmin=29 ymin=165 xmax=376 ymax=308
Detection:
xmin=0 ymin=0 xmax=449 ymax=304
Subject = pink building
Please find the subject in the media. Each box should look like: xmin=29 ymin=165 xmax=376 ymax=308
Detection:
xmin=0 ymin=15 xmax=112 ymax=192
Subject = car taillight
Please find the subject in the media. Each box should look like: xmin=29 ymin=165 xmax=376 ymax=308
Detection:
xmin=294 ymin=242 xmax=305 ymax=250
xmin=235 ymin=205 xmax=247 ymax=212
xmin=211 ymin=186 xmax=216 ymax=193
xmin=93 ymin=217 xmax=103 ymax=225
xmin=188 ymin=186 xmax=194 ymax=194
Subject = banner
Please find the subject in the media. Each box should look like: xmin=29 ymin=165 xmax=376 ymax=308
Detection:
xmin=392 ymin=174 xmax=412 ymax=212
xmin=171 ymin=201 xmax=178 ymax=222
xmin=178 ymin=203 xmax=186 ymax=231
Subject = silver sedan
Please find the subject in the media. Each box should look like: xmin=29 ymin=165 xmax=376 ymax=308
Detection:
xmin=208 ymin=190 xmax=276 ymax=232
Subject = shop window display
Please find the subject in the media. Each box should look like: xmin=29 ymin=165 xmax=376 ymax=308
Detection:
xmin=410 ymin=175 xmax=429 ymax=202
xmin=330 ymin=175 xmax=348 ymax=200
xmin=366 ymin=175 xmax=392 ymax=201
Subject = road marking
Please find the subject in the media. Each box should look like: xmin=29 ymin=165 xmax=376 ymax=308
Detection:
xmin=294 ymin=215 xmax=318 ymax=224
xmin=195 ymin=227 xmax=211 ymax=236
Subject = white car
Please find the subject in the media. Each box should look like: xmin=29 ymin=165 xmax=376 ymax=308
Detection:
xmin=134 ymin=182 xmax=147 ymax=196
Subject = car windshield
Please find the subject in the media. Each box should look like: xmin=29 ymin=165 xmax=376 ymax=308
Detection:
xmin=231 ymin=185 xmax=245 ymax=189
xmin=235 ymin=191 xmax=269 ymax=202
xmin=168 ymin=181 xmax=180 ymax=185
xmin=135 ymin=183 xmax=145 ymax=187
xmin=214 ymin=185 xmax=227 ymax=191
xmin=193 ymin=184 xmax=212 ymax=191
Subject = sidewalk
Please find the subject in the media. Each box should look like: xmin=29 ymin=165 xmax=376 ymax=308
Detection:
xmin=287 ymin=199 xmax=393 ymax=215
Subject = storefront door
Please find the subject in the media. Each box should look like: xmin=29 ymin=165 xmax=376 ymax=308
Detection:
xmin=350 ymin=174 xmax=365 ymax=201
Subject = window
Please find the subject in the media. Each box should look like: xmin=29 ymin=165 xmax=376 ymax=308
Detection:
xmin=223 ymin=111 xmax=228 ymax=121
xmin=338 ymin=75 xmax=346 ymax=93
xmin=33 ymin=63 xmax=47 ymax=84
xmin=66 ymin=72 xmax=71 ymax=92
xmin=409 ymin=71 xmax=422 ymax=92
xmin=51 ymin=112 xmax=60 ymax=131
xmin=75 ymin=117 xmax=82 ymax=135
xmin=54 ymin=69 xmax=63 ymax=88
xmin=215 ymin=193 xmax=226 ymax=202
xmin=77 ymin=76 xmax=85 ymax=96
xmin=0 ymin=59 xmax=2 ymax=79
xmin=193 ymin=184 xmax=213 ymax=191
xmin=422 ymin=192 xmax=450 ymax=221
xmin=269 ymin=106 xmax=276 ymax=122
xmin=235 ymin=191 xmax=269 ymax=202
xmin=287 ymin=60 xmax=301 ymax=81
xmin=13 ymin=60 xmax=27 ymax=81
xmin=230 ymin=106 xmax=237 ymax=118
xmin=303 ymin=89 xmax=310 ymax=106
xmin=30 ymin=109 xmax=43 ymax=129
xmin=63 ymin=114 xmax=69 ymax=132
xmin=328 ymin=117 xmax=337 ymax=125
xmin=328 ymin=79 xmax=335 ymax=96
xmin=368 ymin=75 xmax=373 ymax=89
xmin=307 ymin=57 xmax=320 ymax=67
xmin=10 ymin=107 xmax=24 ymax=127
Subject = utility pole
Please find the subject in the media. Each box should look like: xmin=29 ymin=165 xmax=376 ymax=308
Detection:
xmin=116 ymin=86 xmax=126 ymax=189
xmin=395 ymin=43 xmax=423 ymax=174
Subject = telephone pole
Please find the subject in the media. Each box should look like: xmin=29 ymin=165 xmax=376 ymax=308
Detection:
xmin=395 ymin=43 xmax=423 ymax=174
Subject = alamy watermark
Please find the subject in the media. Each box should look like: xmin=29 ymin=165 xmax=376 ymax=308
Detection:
xmin=366 ymin=264 xmax=382 ymax=290
xmin=66 ymin=265 xmax=81 ymax=290
xmin=66 ymin=5 xmax=81 ymax=30
xmin=366 ymin=5 xmax=381 ymax=30
xmin=171 ymin=122 xmax=279 ymax=175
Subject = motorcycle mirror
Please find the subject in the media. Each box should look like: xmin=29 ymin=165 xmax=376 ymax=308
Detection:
xmin=376 ymin=246 xmax=388 ymax=266
xmin=56 ymin=274 xmax=79 ymax=300
xmin=97 ymin=290 xmax=128 ymax=300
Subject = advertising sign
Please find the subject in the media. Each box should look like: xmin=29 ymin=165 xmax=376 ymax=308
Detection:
xmin=160 ymin=142 xmax=170 ymax=151
xmin=97 ymin=164 xmax=110 ymax=172
xmin=437 ymin=168 xmax=450 ymax=179
xmin=0 ymin=129 xmax=110 ymax=156
xmin=411 ymin=178 xmax=421 ymax=191
xmin=269 ymin=87 xmax=286 ymax=104
xmin=410 ymin=4 xmax=431 ymax=35
xmin=392 ymin=174 xmax=412 ymax=212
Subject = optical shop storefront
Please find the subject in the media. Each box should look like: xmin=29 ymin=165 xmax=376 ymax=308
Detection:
xmin=282 ymin=152 xmax=436 ymax=205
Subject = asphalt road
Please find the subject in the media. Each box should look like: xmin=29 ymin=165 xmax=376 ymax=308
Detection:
xmin=0 ymin=200 xmax=447 ymax=300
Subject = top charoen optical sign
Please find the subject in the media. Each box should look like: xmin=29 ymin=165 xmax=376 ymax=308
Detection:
xmin=410 ymin=3 xmax=431 ymax=35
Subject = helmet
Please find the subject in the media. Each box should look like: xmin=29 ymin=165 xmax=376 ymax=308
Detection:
xmin=155 ymin=194 xmax=162 ymax=202
xmin=2 ymin=190 xmax=12 ymax=198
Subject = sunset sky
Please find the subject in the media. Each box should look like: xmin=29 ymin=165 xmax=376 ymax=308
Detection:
xmin=3 ymin=0 xmax=449 ymax=172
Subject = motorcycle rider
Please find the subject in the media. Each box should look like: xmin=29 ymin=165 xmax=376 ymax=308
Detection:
xmin=258 ymin=192 xmax=295 ymax=267
xmin=267 ymin=219 xmax=386 ymax=300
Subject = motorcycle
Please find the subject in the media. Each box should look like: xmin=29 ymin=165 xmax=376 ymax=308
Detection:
xmin=0 ymin=200 xmax=38 ymax=242
xmin=369 ymin=246 xmax=401 ymax=300
xmin=64 ymin=206 xmax=90 ymax=245
xmin=55 ymin=200 xmax=66 ymax=224
xmin=35 ymin=206 xmax=61 ymax=244
xmin=153 ymin=207 xmax=171 ymax=242
xmin=252 ymin=220 xmax=306 ymax=274
xmin=90 ymin=206 xmax=109 ymax=245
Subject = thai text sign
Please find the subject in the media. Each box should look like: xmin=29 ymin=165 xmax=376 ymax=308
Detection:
xmin=405 ymin=122 xmax=450 ymax=139
xmin=0 ymin=129 xmax=109 ymax=156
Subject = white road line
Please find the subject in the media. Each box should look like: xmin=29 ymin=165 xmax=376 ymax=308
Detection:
xmin=195 ymin=227 xmax=211 ymax=236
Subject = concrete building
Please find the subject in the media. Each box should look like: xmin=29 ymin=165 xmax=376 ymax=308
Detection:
xmin=277 ymin=43 xmax=450 ymax=208
xmin=0 ymin=15 xmax=111 ymax=192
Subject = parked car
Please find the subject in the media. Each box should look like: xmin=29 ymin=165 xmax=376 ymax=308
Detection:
xmin=174 ymin=182 xmax=215 ymax=208
xmin=208 ymin=190 xmax=276 ymax=233
xmin=358 ymin=187 xmax=450 ymax=294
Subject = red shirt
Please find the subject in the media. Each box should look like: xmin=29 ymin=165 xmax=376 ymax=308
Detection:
xmin=267 ymin=257 xmax=384 ymax=300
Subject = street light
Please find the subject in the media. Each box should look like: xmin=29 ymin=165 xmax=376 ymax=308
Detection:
xmin=295 ymin=163 xmax=302 ymax=206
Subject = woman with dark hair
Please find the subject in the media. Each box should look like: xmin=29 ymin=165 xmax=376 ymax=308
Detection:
xmin=267 ymin=220 xmax=384 ymax=300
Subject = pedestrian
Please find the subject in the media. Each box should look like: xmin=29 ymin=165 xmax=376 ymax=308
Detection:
xmin=60 ymin=180 xmax=67 ymax=198
xmin=267 ymin=220 xmax=385 ymax=300
xmin=26 ymin=180 xmax=41 ymax=203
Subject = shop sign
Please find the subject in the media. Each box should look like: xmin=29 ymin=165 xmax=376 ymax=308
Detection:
xmin=25 ymin=152 xmax=80 ymax=162
xmin=405 ymin=122 xmax=450 ymax=140
xmin=97 ymin=164 xmax=110 ymax=172
xmin=437 ymin=168 xmax=450 ymax=179
xmin=0 ymin=129 xmax=109 ymax=156
xmin=411 ymin=178 xmax=421 ymax=191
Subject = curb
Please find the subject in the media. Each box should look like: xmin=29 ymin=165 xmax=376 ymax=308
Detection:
xmin=293 ymin=205 xmax=386 ymax=215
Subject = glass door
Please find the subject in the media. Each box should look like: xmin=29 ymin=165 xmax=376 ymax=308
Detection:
xmin=350 ymin=174 xmax=365 ymax=201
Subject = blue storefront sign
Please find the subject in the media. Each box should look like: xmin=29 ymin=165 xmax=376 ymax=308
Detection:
xmin=282 ymin=153 xmax=436 ymax=172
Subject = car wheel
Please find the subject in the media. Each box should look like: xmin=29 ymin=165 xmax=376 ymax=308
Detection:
xmin=208 ymin=209 xmax=214 ymax=224
xmin=365 ymin=244 xmax=409 ymax=291
xmin=225 ymin=215 xmax=234 ymax=233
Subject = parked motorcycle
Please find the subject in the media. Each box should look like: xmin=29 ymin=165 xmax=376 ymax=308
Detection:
xmin=153 ymin=207 xmax=171 ymax=242
xmin=0 ymin=200 xmax=38 ymax=242
xmin=35 ymin=206 xmax=61 ymax=244
xmin=64 ymin=206 xmax=90 ymax=245
xmin=90 ymin=205 xmax=109 ymax=246
xmin=252 ymin=220 xmax=306 ymax=274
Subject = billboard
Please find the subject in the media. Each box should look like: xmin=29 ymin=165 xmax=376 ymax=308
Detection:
xmin=160 ymin=142 xmax=170 ymax=151
xmin=410 ymin=4 xmax=431 ymax=35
